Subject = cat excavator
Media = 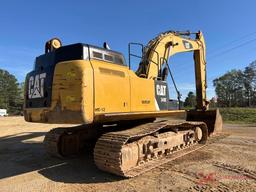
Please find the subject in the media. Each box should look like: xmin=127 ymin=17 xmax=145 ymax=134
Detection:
xmin=24 ymin=30 xmax=222 ymax=177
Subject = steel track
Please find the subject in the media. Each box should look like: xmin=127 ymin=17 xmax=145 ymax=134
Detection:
xmin=94 ymin=120 xmax=208 ymax=177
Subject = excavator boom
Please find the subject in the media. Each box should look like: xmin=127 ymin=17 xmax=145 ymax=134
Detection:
xmin=137 ymin=30 xmax=207 ymax=110
xmin=135 ymin=30 xmax=222 ymax=135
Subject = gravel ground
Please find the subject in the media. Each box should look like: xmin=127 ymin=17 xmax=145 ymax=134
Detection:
xmin=0 ymin=117 xmax=255 ymax=192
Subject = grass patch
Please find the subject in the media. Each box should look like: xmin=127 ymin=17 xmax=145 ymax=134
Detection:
xmin=219 ymin=108 xmax=256 ymax=124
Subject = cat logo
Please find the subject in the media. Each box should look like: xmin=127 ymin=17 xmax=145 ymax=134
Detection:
xmin=156 ymin=84 xmax=166 ymax=96
xmin=28 ymin=73 xmax=46 ymax=99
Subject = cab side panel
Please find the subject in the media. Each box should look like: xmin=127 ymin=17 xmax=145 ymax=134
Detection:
xmin=91 ymin=60 xmax=130 ymax=114
xmin=129 ymin=72 xmax=156 ymax=112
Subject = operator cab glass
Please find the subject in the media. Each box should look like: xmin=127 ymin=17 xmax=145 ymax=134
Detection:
xmin=87 ymin=45 xmax=126 ymax=66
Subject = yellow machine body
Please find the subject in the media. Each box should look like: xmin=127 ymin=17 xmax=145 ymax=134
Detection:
xmin=24 ymin=30 xmax=222 ymax=135
xmin=24 ymin=58 xmax=184 ymax=124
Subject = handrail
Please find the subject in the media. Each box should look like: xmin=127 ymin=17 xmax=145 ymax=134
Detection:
xmin=128 ymin=42 xmax=160 ymax=77
xmin=128 ymin=43 xmax=144 ymax=69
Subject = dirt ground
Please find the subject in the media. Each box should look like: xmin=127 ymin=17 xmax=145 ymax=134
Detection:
xmin=0 ymin=117 xmax=255 ymax=192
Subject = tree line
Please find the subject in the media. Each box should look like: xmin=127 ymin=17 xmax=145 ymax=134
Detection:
xmin=0 ymin=69 xmax=24 ymax=115
xmin=184 ymin=61 xmax=256 ymax=108
xmin=213 ymin=61 xmax=256 ymax=107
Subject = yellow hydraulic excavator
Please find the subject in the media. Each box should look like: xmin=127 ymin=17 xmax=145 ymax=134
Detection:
xmin=24 ymin=30 xmax=222 ymax=177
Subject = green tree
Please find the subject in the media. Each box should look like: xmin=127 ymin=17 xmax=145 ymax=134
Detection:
xmin=243 ymin=61 xmax=256 ymax=106
xmin=209 ymin=97 xmax=217 ymax=108
xmin=213 ymin=70 xmax=244 ymax=107
xmin=184 ymin=91 xmax=196 ymax=107
xmin=213 ymin=60 xmax=256 ymax=107
xmin=0 ymin=69 xmax=24 ymax=114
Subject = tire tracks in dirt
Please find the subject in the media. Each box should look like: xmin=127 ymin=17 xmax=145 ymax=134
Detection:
xmin=213 ymin=162 xmax=256 ymax=180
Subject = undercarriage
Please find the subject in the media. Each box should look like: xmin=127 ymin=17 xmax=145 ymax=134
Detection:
xmin=44 ymin=120 xmax=209 ymax=177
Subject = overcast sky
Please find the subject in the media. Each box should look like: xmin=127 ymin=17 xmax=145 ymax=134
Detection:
xmin=0 ymin=0 xmax=256 ymax=100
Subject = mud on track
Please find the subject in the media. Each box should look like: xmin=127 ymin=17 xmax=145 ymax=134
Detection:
xmin=0 ymin=117 xmax=255 ymax=192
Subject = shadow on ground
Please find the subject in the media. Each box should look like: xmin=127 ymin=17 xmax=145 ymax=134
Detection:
xmin=0 ymin=131 xmax=122 ymax=183
xmin=38 ymin=153 xmax=122 ymax=183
